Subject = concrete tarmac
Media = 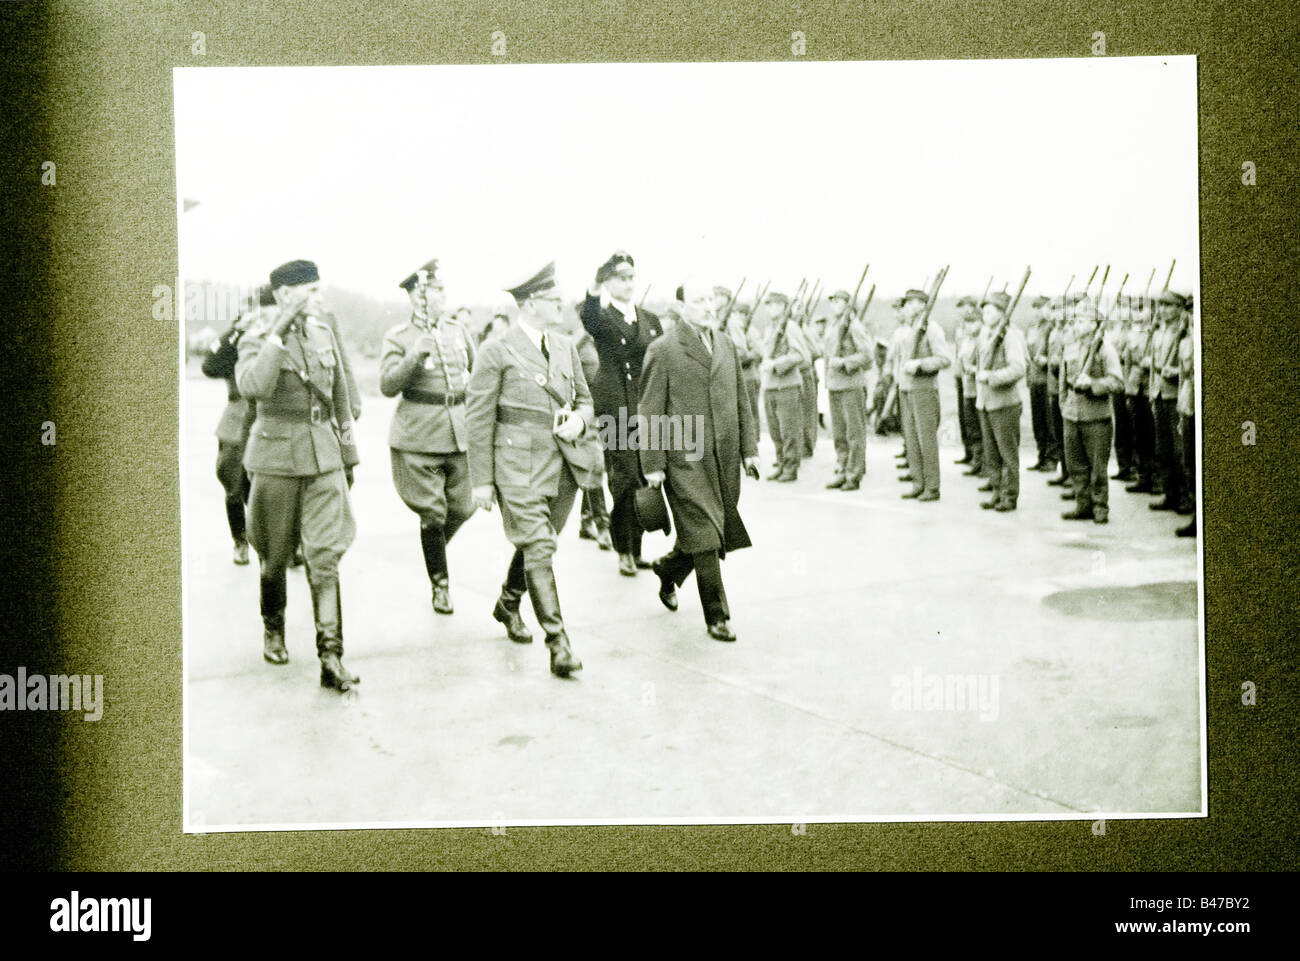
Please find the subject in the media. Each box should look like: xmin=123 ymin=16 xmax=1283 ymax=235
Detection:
xmin=183 ymin=368 xmax=1201 ymax=828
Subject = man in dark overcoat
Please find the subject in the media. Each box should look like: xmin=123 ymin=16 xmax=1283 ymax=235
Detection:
xmin=640 ymin=280 xmax=759 ymax=643
xmin=580 ymin=251 xmax=664 ymax=576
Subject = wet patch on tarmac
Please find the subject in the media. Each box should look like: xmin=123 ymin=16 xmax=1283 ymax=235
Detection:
xmin=1043 ymin=581 xmax=1196 ymax=621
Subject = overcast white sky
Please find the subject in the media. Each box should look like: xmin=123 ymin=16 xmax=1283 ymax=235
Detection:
xmin=174 ymin=57 xmax=1199 ymax=308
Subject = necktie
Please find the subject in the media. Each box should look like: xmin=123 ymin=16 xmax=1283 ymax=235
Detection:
xmin=540 ymin=333 xmax=550 ymax=362
xmin=701 ymin=327 xmax=713 ymax=355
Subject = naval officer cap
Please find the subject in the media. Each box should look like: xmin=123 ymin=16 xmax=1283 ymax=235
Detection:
xmin=903 ymin=288 xmax=929 ymax=305
xmin=269 ymin=259 xmax=320 ymax=288
xmin=399 ymin=258 xmax=441 ymax=291
xmin=596 ymin=250 xmax=635 ymax=284
xmin=506 ymin=261 xmax=558 ymax=305
xmin=981 ymin=290 xmax=1011 ymax=311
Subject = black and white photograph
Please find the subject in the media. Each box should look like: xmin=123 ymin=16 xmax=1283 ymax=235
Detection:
xmin=176 ymin=56 xmax=1204 ymax=830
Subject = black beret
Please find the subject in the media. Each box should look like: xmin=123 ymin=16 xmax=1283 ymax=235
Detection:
xmin=399 ymin=259 xmax=440 ymax=291
xmin=269 ymin=259 xmax=319 ymax=289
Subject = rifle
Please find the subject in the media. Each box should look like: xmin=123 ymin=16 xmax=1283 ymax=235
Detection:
xmin=798 ymin=279 xmax=822 ymax=325
xmin=1082 ymin=265 xmax=1099 ymax=298
xmin=769 ymin=282 xmax=805 ymax=362
xmin=1142 ymin=266 xmax=1156 ymax=308
xmin=981 ymin=275 xmax=993 ymax=304
xmin=985 ymin=265 xmax=1032 ymax=359
xmin=639 ymin=285 xmax=651 ymax=306
xmin=909 ymin=265 xmax=949 ymax=360
xmin=850 ymin=263 xmax=870 ymax=312
xmin=1140 ymin=258 xmax=1177 ymax=367
xmin=1070 ymin=265 xmax=1113 ymax=395
xmin=719 ymin=277 xmax=746 ymax=331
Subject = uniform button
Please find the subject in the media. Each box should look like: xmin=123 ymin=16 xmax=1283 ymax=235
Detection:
xmin=506 ymin=439 xmax=513 ymax=445
xmin=621 ymin=338 xmax=627 ymax=345
xmin=627 ymin=374 xmax=632 ymax=381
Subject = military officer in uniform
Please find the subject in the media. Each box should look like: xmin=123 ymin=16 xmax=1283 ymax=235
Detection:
xmin=974 ymin=290 xmax=1028 ymax=511
xmin=468 ymin=262 xmax=599 ymax=677
xmin=642 ymin=279 xmax=759 ymax=643
xmin=1147 ymin=288 xmax=1187 ymax=513
xmin=580 ymin=251 xmax=664 ymax=577
xmin=236 ymin=259 xmax=361 ymax=691
xmin=821 ymin=289 xmax=872 ymax=490
xmin=1025 ymin=294 xmax=1057 ymax=472
xmin=379 ymin=259 xmax=477 ymax=618
xmin=202 ymin=284 xmax=273 ymax=565
xmin=1059 ymin=299 xmax=1124 ymax=524
xmin=758 ymin=291 xmax=811 ymax=481
xmin=897 ymin=288 xmax=953 ymax=502
xmin=1175 ymin=294 xmax=1197 ymax=537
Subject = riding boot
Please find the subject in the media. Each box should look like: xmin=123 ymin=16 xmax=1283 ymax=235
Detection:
xmin=311 ymin=576 xmax=359 ymax=690
xmin=492 ymin=548 xmax=532 ymax=643
xmin=259 ymin=566 xmax=288 ymax=664
xmin=524 ymin=566 xmax=582 ymax=677
xmin=420 ymin=525 xmax=453 ymax=614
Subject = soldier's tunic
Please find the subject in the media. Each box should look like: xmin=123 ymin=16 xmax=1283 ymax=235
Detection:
xmin=1149 ymin=319 xmax=1186 ymax=507
xmin=897 ymin=319 xmax=954 ymax=496
xmin=237 ymin=314 xmax=359 ymax=653
xmin=1060 ymin=333 xmax=1124 ymax=514
xmin=321 ymin=311 xmax=362 ymax=421
xmin=975 ymin=322 xmax=1028 ymax=505
xmin=201 ymin=313 xmax=259 ymax=541
xmin=821 ymin=314 xmax=873 ymax=483
xmin=1025 ymin=315 xmax=1055 ymax=465
xmin=1123 ymin=320 xmax=1157 ymax=487
xmin=957 ymin=323 xmax=984 ymax=470
xmin=760 ymin=316 xmax=811 ymax=475
xmin=379 ymin=313 xmax=476 ymax=532
xmin=466 ymin=322 xmax=600 ymax=571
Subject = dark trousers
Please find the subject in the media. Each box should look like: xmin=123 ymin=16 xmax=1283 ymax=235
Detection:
xmin=978 ymin=404 xmax=1022 ymax=504
xmin=1178 ymin=411 xmax=1197 ymax=510
xmin=955 ymin=378 xmax=971 ymax=456
xmin=961 ymin=394 xmax=983 ymax=467
xmin=765 ymin=386 xmax=804 ymax=473
xmin=1112 ymin=394 xmax=1135 ymax=474
xmin=216 ymin=440 xmax=250 ymax=541
xmin=1152 ymin=396 xmax=1184 ymax=505
xmin=1047 ymin=391 xmax=1066 ymax=478
xmin=801 ymin=367 xmax=819 ymax=456
xmin=608 ymin=487 xmax=643 ymax=558
xmin=742 ymin=370 xmax=762 ymax=449
xmin=1063 ymin=417 xmax=1113 ymax=513
xmin=1028 ymin=381 xmax=1053 ymax=463
xmin=658 ymin=545 xmax=730 ymax=626
xmin=581 ymin=486 xmax=610 ymax=532
xmin=1127 ymin=393 xmax=1156 ymax=483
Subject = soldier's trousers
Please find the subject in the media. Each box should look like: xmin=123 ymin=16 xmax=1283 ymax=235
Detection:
xmin=1112 ymin=394 xmax=1135 ymax=474
xmin=496 ymin=466 xmax=580 ymax=572
xmin=1047 ymin=390 xmax=1066 ymax=478
xmin=1063 ymin=417 xmax=1113 ymax=513
xmin=216 ymin=440 xmax=250 ymax=542
xmin=1127 ymin=393 xmax=1156 ymax=483
xmin=1028 ymin=381 xmax=1053 ymax=463
xmin=765 ymin=386 xmax=804 ymax=473
xmin=828 ymin=387 xmax=868 ymax=481
xmin=901 ymin=386 xmax=941 ymax=494
xmin=1178 ymin=411 xmax=1197 ymax=510
xmin=960 ymin=394 xmax=983 ymax=468
xmin=801 ymin=367 xmax=819 ymax=456
xmin=955 ymin=378 xmax=971 ymax=456
xmin=978 ymin=404 xmax=1022 ymax=504
xmin=741 ymin=371 xmax=762 ymax=449
xmin=1152 ymin=396 xmax=1184 ymax=505
xmin=390 ymin=448 xmax=474 ymax=536
xmin=248 ymin=469 xmax=356 ymax=655
xmin=658 ymin=545 xmax=729 ymax=626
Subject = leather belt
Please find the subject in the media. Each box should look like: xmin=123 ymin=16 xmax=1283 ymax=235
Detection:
xmin=260 ymin=405 xmax=329 ymax=424
xmin=497 ymin=406 xmax=553 ymax=428
xmin=403 ymin=387 xmax=466 ymax=406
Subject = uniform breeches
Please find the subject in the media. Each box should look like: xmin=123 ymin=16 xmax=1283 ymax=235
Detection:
xmin=496 ymin=467 xmax=580 ymax=573
xmin=247 ymin=469 xmax=356 ymax=581
xmin=391 ymin=448 xmax=474 ymax=537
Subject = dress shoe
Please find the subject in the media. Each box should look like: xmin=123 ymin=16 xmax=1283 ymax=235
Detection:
xmin=1061 ymin=508 xmax=1094 ymax=521
xmin=954 ymin=454 xmax=972 ymax=465
xmin=707 ymin=620 xmax=737 ymax=642
xmin=1112 ymin=469 xmax=1135 ymax=481
xmin=634 ymin=557 xmax=653 ymax=570
xmin=1092 ymin=509 xmax=1110 ymax=524
xmin=898 ymin=473 xmax=914 ymax=483
xmin=980 ymin=499 xmax=998 ymax=510
xmin=917 ymin=490 xmax=940 ymax=502
xmin=431 ymin=576 xmax=453 ymax=615
xmin=595 ymin=527 xmax=613 ymax=551
xmin=319 ymin=652 xmax=358 ymax=692
xmin=233 ymin=540 xmax=250 ymax=565
xmin=1028 ymin=461 xmax=1048 ymax=472
xmin=1047 ymin=476 xmax=1069 ymax=487
xmin=995 ymin=500 xmax=1016 ymax=512
xmin=1149 ymin=499 xmax=1178 ymax=512
xmin=1176 ymin=521 xmax=1196 ymax=537
xmin=962 ymin=466 xmax=984 ymax=476
xmin=545 ymin=632 xmax=583 ymax=677
xmin=263 ymin=623 xmax=288 ymax=665
xmin=618 ymin=553 xmax=638 ymax=576
xmin=826 ymin=477 xmax=845 ymax=489
xmin=840 ymin=479 xmax=861 ymax=491
xmin=977 ymin=481 xmax=993 ymax=492
xmin=650 ymin=559 xmax=678 ymax=611
xmin=1125 ymin=480 xmax=1153 ymax=493
xmin=1175 ymin=501 xmax=1194 ymax=516
xmin=1061 ymin=491 xmax=1077 ymax=500
xmin=901 ymin=490 xmax=923 ymax=499
xmin=492 ymin=591 xmax=533 ymax=644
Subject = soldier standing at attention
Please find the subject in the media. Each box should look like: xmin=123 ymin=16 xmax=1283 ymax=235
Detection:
xmin=579 ymin=251 xmax=664 ymax=577
xmin=1044 ymin=296 xmax=1073 ymax=489
xmin=1025 ymin=294 xmax=1057 ymax=472
xmin=954 ymin=296 xmax=985 ymax=479
xmin=951 ymin=295 xmax=975 ymax=470
xmin=1174 ymin=294 xmax=1197 ymax=537
xmin=1108 ymin=298 xmax=1137 ymax=483
xmin=1123 ymin=297 xmax=1158 ymax=495
xmin=202 ymin=284 xmax=274 ymax=565
xmin=821 ymin=289 xmax=873 ymax=490
xmin=897 ymin=288 xmax=952 ymax=502
xmin=236 ymin=259 xmax=361 ymax=691
xmin=759 ymin=291 xmax=811 ymax=482
xmin=1059 ymin=299 xmax=1124 ymax=524
xmin=1147 ymin=288 xmax=1187 ymax=514
xmin=468 ymin=262 xmax=599 ymax=678
xmin=974 ymin=290 xmax=1028 ymax=512
xmin=799 ymin=309 xmax=822 ymax=459
xmin=378 ymin=259 xmax=477 ymax=618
